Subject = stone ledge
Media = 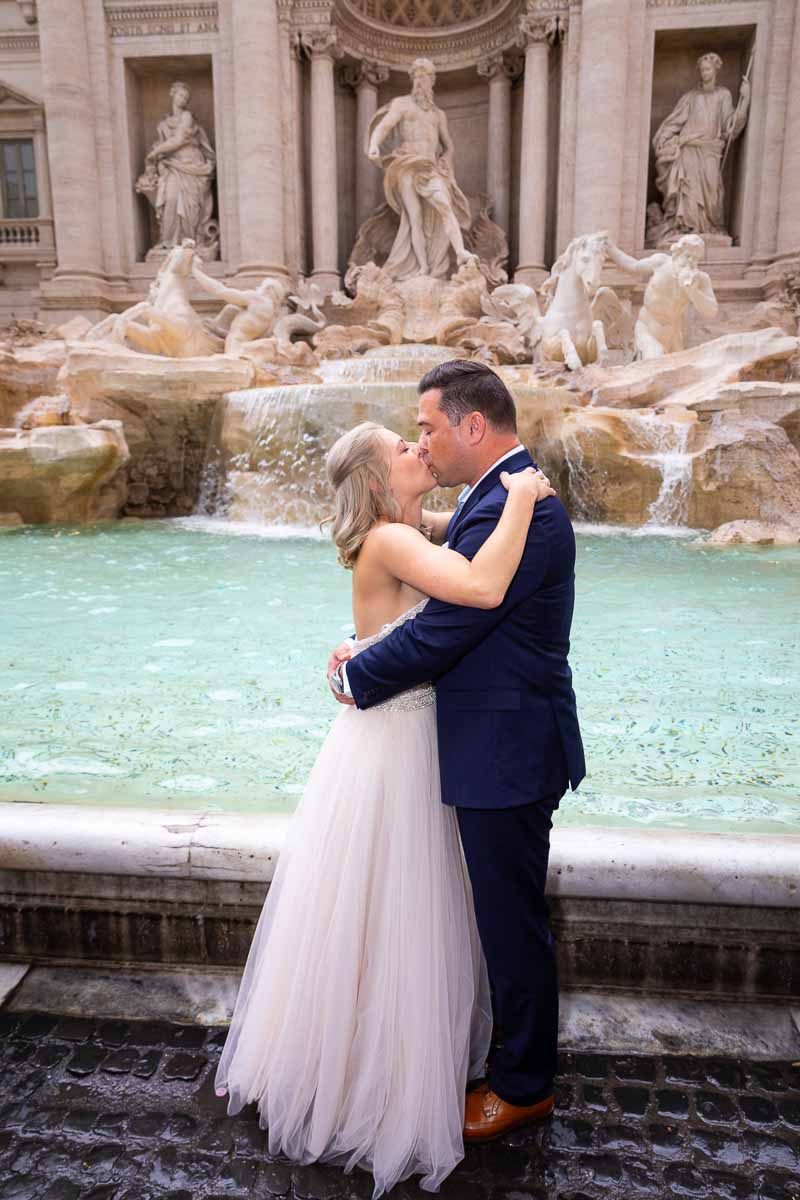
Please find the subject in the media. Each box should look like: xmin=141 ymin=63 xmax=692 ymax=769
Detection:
xmin=1 ymin=804 xmax=798 ymax=998
xmin=1 ymin=802 xmax=797 ymax=906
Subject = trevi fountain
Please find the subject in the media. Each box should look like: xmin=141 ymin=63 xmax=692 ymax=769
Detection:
xmin=0 ymin=3 xmax=798 ymax=839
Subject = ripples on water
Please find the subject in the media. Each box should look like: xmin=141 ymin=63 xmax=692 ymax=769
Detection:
xmin=1 ymin=518 xmax=798 ymax=832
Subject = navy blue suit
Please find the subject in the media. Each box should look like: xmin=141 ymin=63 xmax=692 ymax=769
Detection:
xmin=346 ymin=447 xmax=585 ymax=1103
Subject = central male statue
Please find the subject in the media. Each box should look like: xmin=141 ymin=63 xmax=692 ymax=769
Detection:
xmin=367 ymin=58 xmax=475 ymax=280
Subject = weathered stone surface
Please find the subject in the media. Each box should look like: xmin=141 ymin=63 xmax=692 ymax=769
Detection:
xmin=688 ymin=415 xmax=800 ymax=531
xmin=62 ymin=348 xmax=254 ymax=519
xmin=0 ymin=421 xmax=129 ymax=524
xmin=707 ymin=520 xmax=800 ymax=547
xmin=554 ymin=407 xmax=667 ymax=524
xmin=0 ymin=342 xmax=67 ymax=428
xmin=579 ymin=329 xmax=799 ymax=410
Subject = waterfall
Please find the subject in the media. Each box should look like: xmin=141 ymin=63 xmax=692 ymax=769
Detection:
xmin=640 ymin=416 xmax=693 ymax=528
xmin=196 ymin=347 xmax=462 ymax=527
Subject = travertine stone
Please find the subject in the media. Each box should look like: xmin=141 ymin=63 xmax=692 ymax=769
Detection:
xmin=708 ymin=519 xmax=800 ymax=547
xmin=231 ymin=0 xmax=288 ymax=280
xmin=36 ymin=0 xmax=103 ymax=281
xmin=573 ymin=0 xmax=629 ymax=241
xmin=516 ymin=18 xmax=554 ymax=282
xmin=579 ymin=328 xmax=800 ymax=410
xmin=0 ymin=340 xmax=65 ymax=427
xmin=777 ymin=7 xmax=800 ymax=254
xmin=62 ymin=346 xmax=255 ymax=519
xmin=477 ymin=53 xmax=513 ymax=234
xmin=302 ymin=26 xmax=343 ymax=292
xmin=0 ymin=420 xmax=129 ymax=523
xmin=346 ymin=62 xmax=389 ymax=230
xmin=651 ymin=52 xmax=751 ymax=245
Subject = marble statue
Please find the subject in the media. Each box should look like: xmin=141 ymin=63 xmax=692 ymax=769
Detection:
xmin=136 ymin=81 xmax=219 ymax=260
xmin=365 ymin=58 xmax=477 ymax=280
xmin=192 ymin=263 xmax=289 ymax=356
xmin=192 ymin=264 xmax=324 ymax=367
xmin=87 ymin=240 xmax=219 ymax=358
xmin=650 ymin=52 xmax=751 ymax=245
xmin=534 ymin=232 xmax=630 ymax=369
xmin=604 ymin=233 xmax=719 ymax=359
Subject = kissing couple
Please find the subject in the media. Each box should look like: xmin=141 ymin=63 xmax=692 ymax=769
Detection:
xmin=215 ymin=359 xmax=585 ymax=1195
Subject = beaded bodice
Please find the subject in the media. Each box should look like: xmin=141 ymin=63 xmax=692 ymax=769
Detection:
xmin=351 ymin=598 xmax=435 ymax=713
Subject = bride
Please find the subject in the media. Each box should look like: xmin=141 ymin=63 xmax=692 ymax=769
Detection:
xmin=214 ymin=421 xmax=554 ymax=1196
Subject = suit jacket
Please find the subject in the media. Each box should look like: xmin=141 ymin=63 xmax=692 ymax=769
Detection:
xmin=346 ymin=448 xmax=586 ymax=808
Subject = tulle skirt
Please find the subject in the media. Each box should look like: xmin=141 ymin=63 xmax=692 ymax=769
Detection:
xmin=215 ymin=699 xmax=492 ymax=1196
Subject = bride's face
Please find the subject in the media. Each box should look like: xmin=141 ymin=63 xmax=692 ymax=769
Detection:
xmin=379 ymin=429 xmax=435 ymax=502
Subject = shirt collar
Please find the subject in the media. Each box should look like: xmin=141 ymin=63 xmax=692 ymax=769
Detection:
xmin=457 ymin=446 xmax=525 ymax=506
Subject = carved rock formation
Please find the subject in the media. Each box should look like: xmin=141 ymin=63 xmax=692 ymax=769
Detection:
xmin=0 ymin=421 xmax=129 ymax=524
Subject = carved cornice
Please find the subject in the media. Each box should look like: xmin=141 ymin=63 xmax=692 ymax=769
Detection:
xmin=103 ymin=2 xmax=218 ymax=38
xmin=333 ymin=0 xmax=526 ymax=71
xmin=0 ymin=31 xmax=39 ymax=52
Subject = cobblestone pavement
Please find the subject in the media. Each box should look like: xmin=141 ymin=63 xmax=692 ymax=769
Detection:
xmin=1 ymin=1012 xmax=798 ymax=1200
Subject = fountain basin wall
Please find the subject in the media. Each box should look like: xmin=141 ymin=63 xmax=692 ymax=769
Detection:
xmin=1 ymin=804 xmax=797 ymax=1002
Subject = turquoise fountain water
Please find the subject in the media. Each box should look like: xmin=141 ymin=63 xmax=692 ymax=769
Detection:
xmin=2 ymin=518 xmax=798 ymax=831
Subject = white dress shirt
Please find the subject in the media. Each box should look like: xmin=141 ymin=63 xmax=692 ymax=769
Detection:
xmin=338 ymin=445 xmax=526 ymax=698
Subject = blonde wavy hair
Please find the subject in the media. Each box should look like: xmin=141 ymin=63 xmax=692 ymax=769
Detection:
xmin=325 ymin=422 xmax=400 ymax=569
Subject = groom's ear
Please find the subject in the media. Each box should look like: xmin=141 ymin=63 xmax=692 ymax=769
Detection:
xmin=465 ymin=411 xmax=486 ymax=445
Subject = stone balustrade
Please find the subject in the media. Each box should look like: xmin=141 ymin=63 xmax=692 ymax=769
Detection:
xmin=0 ymin=217 xmax=55 ymax=258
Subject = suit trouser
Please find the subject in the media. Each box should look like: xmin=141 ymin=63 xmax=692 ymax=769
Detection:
xmin=456 ymin=793 xmax=562 ymax=1106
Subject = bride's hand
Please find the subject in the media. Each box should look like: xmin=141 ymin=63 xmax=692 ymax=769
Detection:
xmin=327 ymin=641 xmax=356 ymax=705
xmin=500 ymin=467 xmax=556 ymax=504
xmin=327 ymin=641 xmax=352 ymax=678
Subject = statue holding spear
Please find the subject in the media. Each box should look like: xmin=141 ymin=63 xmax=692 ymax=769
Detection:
xmin=649 ymin=46 xmax=754 ymax=244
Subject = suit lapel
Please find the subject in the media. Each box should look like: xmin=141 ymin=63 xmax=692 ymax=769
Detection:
xmin=448 ymin=447 xmax=533 ymax=543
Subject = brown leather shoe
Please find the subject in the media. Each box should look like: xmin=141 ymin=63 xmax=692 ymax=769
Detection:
xmin=463 ymin=1083 xmax=555 ymax=1142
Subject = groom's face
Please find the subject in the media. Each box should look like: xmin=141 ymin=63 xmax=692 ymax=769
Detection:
xmin=417 ymin=389 xmax=473 ymax=488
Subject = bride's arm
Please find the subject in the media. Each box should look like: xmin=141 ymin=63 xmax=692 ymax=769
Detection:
xmin=421 ymin=508 xmax=452 ymax=545
xmin=369 ymin=469 xmax=554 ymax=609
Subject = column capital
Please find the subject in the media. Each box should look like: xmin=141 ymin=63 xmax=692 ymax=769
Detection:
xmin=298 ymin=25 xmax=343 ymax=61
xmin=517 ymin=13 xmax=562 ymax=49
xmin=339 ymin=60 xmax=389 ymax=91
xmin=477 ymin=52 xmax=518 ymax=83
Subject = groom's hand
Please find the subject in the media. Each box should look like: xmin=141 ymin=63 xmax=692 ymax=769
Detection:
xmin=327 ymin=642 xmax=355 ymax=706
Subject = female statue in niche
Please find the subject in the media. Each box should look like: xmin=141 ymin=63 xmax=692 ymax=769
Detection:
xmin=136 ymin=80 xmax=219 ymax=260
xmin=648 ymin=51 xmax=751 ymax=246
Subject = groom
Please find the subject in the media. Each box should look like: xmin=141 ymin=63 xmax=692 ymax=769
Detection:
xmin=329 ymin=359 xmax=585 ymax=1138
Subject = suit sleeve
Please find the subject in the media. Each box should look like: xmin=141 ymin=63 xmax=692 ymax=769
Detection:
xmin=346 ymin=499 xmax=552 ymax=710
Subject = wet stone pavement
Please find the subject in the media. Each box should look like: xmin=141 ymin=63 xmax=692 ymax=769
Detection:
xmin=0 ymin=1012 xmax=799 ymax=1200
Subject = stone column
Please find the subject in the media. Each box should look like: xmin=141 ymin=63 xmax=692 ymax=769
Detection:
xmin=301 ymin=27 xmax=343 ymax=293
xmin=516 ymin=16 xmax=556 ymax=285
xmin=36 ymin=0 xmax=104 ymax=283
xmin=231 ymin=0 xmax=288 ymax=282
xmin=477 ymin=53 xmax=513 ymax=234
xmin=572 ymin=0 xmax=630 ymax=242
xmin=349 ymin=62 xmax=389 ymax=230
xmin=777 ymin=6 xmax=800 ymax=255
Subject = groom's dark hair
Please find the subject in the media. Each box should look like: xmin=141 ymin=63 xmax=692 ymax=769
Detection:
xmin=418 ymin=359 xmax=517 ymax=434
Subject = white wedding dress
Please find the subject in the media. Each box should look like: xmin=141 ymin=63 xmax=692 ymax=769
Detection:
xmin=215 ymin=600 xmax=492 ymax=1196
